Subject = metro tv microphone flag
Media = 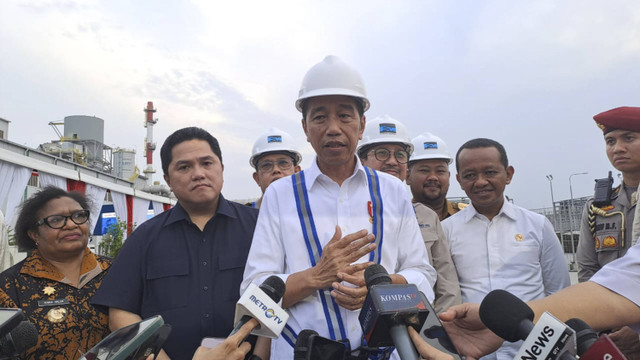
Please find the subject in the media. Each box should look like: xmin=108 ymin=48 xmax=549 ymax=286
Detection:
xmin=231 ymin=275 xmax=289 ymax=339
xmin=479 ymin=289 xmax=577 ymax=360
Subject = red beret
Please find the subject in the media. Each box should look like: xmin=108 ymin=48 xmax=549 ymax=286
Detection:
xmin=594 ymin=106 xmax=640 ymax=134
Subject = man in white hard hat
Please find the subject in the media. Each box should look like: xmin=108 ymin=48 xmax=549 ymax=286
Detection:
xmin=242 ymin=55 xmax=435 ymax=360
xmin=357 ymin=117 xmax=460 ymax=313
xmin=248 ymin=127 xmax=302 ymax=209
xmin=406 ymin=132 xmax=467 ymax=221
xmin=357 ymin=115 xmax=412 ymax=181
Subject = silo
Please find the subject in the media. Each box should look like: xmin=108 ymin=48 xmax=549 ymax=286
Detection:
xmin=113 ymin=148 xmax=137 ymax=179
xmin=64 ymin=115 xmax=104 ymax=142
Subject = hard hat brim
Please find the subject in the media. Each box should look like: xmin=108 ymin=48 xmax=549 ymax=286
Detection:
xmin=296 ymin=90 xmax=370 ymax=113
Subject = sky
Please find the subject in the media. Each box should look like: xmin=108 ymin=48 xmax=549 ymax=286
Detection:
xmin=1 ymin=0 xmax=639 ymax=209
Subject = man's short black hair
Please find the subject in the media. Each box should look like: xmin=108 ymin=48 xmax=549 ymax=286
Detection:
xmin=15 ymin=186 xmax=91 ymax=252
xmin=455 ymin=138 xmax=509 ymax=173
xmin=161 ymin=127 xmax=222 ymax=175
xmin=300 ymin=97 xmax=365 ymax=121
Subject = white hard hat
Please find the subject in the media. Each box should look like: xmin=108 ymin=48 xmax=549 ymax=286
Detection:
xmin=295 ymin=55 xmax=370 ymax=113
xmin=250 ymin=128 xmax=302 ymax=169
xmin=357 ymin=115 xmax=414 ymax=157
xmin=409 ymin=132 xmax=453 ymax=165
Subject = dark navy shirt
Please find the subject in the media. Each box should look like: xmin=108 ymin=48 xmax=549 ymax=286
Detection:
xmin=92 ymin=195 xmax=258 ymax=360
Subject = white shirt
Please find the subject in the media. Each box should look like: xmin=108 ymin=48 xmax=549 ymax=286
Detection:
xmin=591 ymin=240 xmax=640 ymax=331
xmin=242 ymin=157 xmax=436 ymax=360
xmin=442 ymin=200 xmax=570 ymax=360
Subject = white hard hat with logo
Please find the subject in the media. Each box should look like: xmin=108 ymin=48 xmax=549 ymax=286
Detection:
xmin=409 ymin=132 xmax=453 ymax=165
xmin=250 ymin=128 xmax=302 ymax=169
xmin=357 ymin=115 xmax=414 ymax=157
xmin=295 ymin=55 xmax=370 ymax=113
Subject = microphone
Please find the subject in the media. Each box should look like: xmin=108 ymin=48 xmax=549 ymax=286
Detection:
xmin=359 ymin=264 xmax=427 ymax=360
xmin=0 ymin=321 xmax=38 ymax=359
xmin=294 ymin=330 xmax=318 ymax=360
xmin=231 ymin=276 xmax=289 ymax=339
xmin=293 ymin=329 xmax=347 ymax=360
xmin=479 ymin=289 xmax=577 ymax=360
xmin=564 ymin=318 xmax=627 ymax=360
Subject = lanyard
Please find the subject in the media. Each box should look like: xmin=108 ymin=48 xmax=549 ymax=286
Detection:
xmin=286 ymin=167 xmax=384 ymax=344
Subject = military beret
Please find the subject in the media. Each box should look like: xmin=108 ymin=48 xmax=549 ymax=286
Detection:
xmin=593 ymin=106 xmax=640 ymax=134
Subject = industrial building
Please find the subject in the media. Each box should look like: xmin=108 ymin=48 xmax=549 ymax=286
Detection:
xmin=0 ymin=102 xmax=173 ymax=270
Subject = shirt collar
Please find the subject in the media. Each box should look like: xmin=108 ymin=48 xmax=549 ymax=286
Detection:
xmin=305 ymin=155 xmax=367 ymax=189
xmin=20 ymin=248 xmax=105 ymax=288
xmin=165 ymin=194 xmax=236 ymax=227
xmin=461 ymin=196 xmax=517 ymax=222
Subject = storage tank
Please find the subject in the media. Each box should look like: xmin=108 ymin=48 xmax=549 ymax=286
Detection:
xmin=113 ymin=148 xmax=137 ymax=180
xmin=64 ymin=115 xmax=104 ymax=142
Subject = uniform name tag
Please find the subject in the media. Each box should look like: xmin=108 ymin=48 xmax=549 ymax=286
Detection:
xmin=38 ymin=299 xmax=70 ymax=307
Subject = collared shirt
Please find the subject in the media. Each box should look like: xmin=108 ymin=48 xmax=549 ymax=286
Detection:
xmin=413 ymin=202 xmax=461 ymax=313
xmin=442 ymin=200 xmax=570 ymax=360
xmin=92 ymin=196 xmax=258 ymax=360
xmin=577 ymin=186 xmax=637 ymax=282
xmin=591 ymin=241 xmax=640 ymax=331
xmin=242 ymin=157 xmax=436 ymax=360
xmin=0 ymin=248 xmax=111 ymax=360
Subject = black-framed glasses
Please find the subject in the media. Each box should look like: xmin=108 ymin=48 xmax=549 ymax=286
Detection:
xmin=368 ymin=148 xmax=409 ymax=164
xmin=258 ymin=158 xmax=294 ymax=173
xmin=36 ymin=209 xmax=90 ymax=229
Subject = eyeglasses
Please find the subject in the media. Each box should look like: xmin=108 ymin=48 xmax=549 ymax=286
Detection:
xmin=368 ymin=148 xmax=409 ymax=164
xmin=258 ymin=158 xmax=294 ymax=173
xmin=36 ymin=209 xmax=90 ymax=229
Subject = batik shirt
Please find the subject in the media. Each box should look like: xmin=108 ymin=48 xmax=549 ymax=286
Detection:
xmin=0 ymin=248 xmax=111 ymax=360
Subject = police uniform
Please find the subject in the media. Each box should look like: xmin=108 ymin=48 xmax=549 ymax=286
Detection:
xmin=577 ymin=106 xmax=640 ymax=283
xmin=577 ymin=186 xmax=636 ymax=282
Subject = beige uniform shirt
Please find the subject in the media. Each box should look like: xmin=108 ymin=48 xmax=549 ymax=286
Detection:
xmin=413 ymin=202 xmax=461 ymax=313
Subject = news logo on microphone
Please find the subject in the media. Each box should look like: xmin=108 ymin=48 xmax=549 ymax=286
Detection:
xmin=234 ymin=282 xmax=289 ymax=338
xmin=514 ymin=312 xmax=575 ymax=360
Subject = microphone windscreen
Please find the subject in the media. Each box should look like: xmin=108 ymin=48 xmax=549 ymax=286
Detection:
xmin=364 ymin=264 xmax=391 ymax=289
xmin=479 ymin=289 xmax=534 ymax=342
xmin=565 ymin=318 xmax=597 ymax=356
xmin=10 ymin=321 xmax=39 ymax=353
xmin=259 ymin=276 xmax=286 ymax=303
xmin=294 ymin=329 xmax=318 ymax=360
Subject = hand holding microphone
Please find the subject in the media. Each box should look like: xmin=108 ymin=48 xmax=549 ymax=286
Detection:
xmin=479 ymin=289 xmax=577 ymax=360
xmin=193 ymin=319 xmax=259 ymax=360
xmin=229 ymin=275 xmax=288 ymax=339
xmin=359 ymin=264 xmax=428 ymax=360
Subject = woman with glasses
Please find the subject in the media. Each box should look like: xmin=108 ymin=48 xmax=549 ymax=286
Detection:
xmin=0 ymin=186 xmax=111 ymax=359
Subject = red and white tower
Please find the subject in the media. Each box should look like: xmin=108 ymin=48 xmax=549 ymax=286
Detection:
xmin=143 ymin=101 xmax=158 ymax=184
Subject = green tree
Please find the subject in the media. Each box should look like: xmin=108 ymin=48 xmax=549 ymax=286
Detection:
xmin=98 ymin=219 xmax=132 ymax=259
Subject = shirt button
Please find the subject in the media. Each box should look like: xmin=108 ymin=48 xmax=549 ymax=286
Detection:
xmin=202 ymin=261 xmax=207 ymax=266
xmin=203 ymin=314 xmax=210 ymax=318
xmin=203 ymin=286 xmax=209 ymax=291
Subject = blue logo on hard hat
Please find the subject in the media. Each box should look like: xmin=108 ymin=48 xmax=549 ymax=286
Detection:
xmin=267 ymin=135 xmax=283 ymax=143
xmin=379 ymin=123 xmax=397 ymax=134
xmin=424 ymin=142 xmax=438 ymax=149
